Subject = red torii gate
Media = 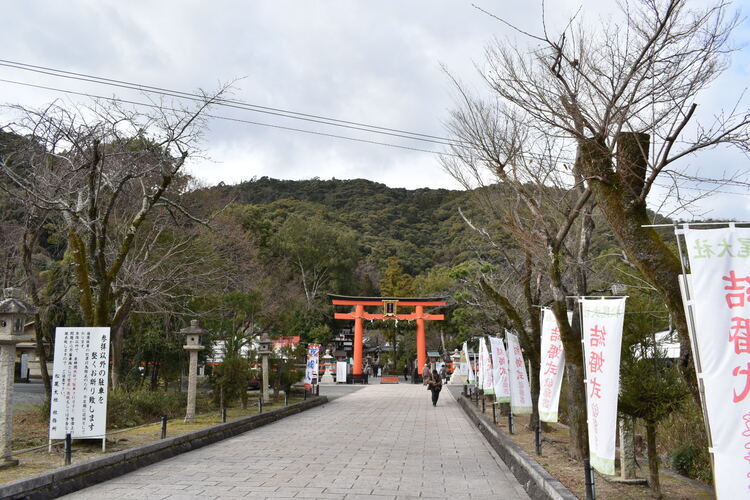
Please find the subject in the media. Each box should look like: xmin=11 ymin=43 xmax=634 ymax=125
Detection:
xmin=330 ymin=295 xmax=447 ymax=375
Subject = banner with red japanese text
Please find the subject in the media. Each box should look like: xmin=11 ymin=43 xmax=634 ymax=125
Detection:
xmin=477 ymin=337 xmax=486 ymax=390
xmin=304 ymin=344 xmax=320 ymax=390
xmin=463 ymin=341 xmax=476 ymax=384
xmin=480 ymin=337 xmax=494 ymax=394
xmin=489 ymin=336 xmax=511 ymax=403
xmin=538 ymin=308 xmax=566 ymax=422
xmin=581 ymin=297 xmax=626 ymax=475
xmin=683 ymin=227 xmax=750 ymax=498
xmin=49 ymin=327 xmax=110 ymax=439
xmin=506 ymin=331 xmax=532 ymax=414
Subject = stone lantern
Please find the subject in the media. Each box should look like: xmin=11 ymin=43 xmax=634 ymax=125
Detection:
xmin=257 ymin=337 xmax=272 ymax=403
xmin=0 ymin=288 xmax=37 ymax=468
xmin=448 ymin=348 xmax=464 ymax=385
xmin=180 ymin=320 xmax=205 ymax=423
xmin=320 ymin=349 xmax=335 ymax=384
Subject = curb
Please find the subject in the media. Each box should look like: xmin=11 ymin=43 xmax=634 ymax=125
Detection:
xmin=453 ymin=391 xmax=576 ymax=500
xmin=0 ymin=396 xmax=328 ymax=500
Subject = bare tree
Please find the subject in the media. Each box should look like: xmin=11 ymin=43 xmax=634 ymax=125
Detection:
xmin=1 ymin=89 xmax=230 ymax=387
xmin=469 ymin=0 xmax=750 ymax=405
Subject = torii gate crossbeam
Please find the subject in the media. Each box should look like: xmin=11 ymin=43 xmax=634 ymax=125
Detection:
xmin=330 ymin=295 xmax=447 ymax=375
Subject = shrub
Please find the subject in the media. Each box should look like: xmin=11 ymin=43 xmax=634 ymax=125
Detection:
xmin=670 ymin=444 xmax=712 ymax=483
xmin=106 ymin=389 xmax=205 ymax=428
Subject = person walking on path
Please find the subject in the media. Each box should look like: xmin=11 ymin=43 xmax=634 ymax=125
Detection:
xmin=422 ymin=363 xmax=431 ymax=385
xmin=440 ymin=364 xmax=448 ymax=383
xmin=403 ymin=364 xmax=409 ymax=382
xmin=427 ymin=369 xmax=443 ymax=406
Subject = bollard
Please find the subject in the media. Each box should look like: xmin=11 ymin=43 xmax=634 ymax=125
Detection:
xmin=304 ymin=388 xmax=307 ymax=400
xmin=161 ymin=416 xmax=168 ymax=439
xmin=535 ymin=420 xmax=542 ymax=455
xmin=584 ymin=458 xmax=596 ymax=500
xmin=463 ymin=384 xmax=467 ymax=396
xmin=258 ymin=398 xmax=263 ymax=413
xmin=492 ymin=402 xmax=497 ymax=424
xmin=316 ymin=384 xmax=320 ymax=396
xmin=221 ymin=407 xmax=227 ymax=423
xmin=64 ymin=433 xmax=72 ymax=465
xmin=508 ymin=411 xmax=514 ymax=434
xmin=284 ymin=393 xmax=288 ymax=406
xmin=481 ymin=395 xmax=485 ymax=413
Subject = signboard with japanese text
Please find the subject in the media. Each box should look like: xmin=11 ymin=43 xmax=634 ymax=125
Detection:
xmin=581 ymin=297 xmax=626 ymax=475
xmin=463 ymin=342 xmax=476 ymax=385
xmin=506 ymin=331 xmax=532 ymax=414
xmin=480 ymin=337 xmax=494 ymax=395
xmin=304 ymin=344 xmax=320 ymax=390
xmin=683 ymin=226 xmax=750 ymax=497
xmin=336 ymin=361 xmax=347 ymax=383
xmin=48 ymin=327 xmax=110 ymax=439
xmin=538 ymin=308 xmax=567 ymax=422
xmin=489 ymin=336 xmax=511 ymax=403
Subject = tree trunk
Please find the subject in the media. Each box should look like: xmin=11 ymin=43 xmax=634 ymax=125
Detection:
xmin=578 ymin=133 xmax=699 ymax=406
xmin=20 ymin=231 xmax=51 ymax=398
xmin=620 ymin=415 xmax=637 ymax=479
xmin=645 ymin=420 xmax=662 ymax=498
xmin=110 ymin=323 xmax=126 ymax=389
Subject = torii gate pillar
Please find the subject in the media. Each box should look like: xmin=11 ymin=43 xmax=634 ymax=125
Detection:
xmin=416 ymin=305 xmax=426 ymax=372
xmin=353 ymin=304 xmax=364 ymax=376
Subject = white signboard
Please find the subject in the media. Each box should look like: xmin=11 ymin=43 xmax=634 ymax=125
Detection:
xmin=481 ymin=337 xmax=494 ymax=395
xmin=304 ymin=344 xmax=320 ymax=390
xmin=49 ymin=327 xmax=110 ymax=439
xmin=489 ymin=336 xmax=511 ymax=403
xmin=683 ymin=226 xmax=750 ymax=497
xmin=506 ymin=331 xmax=532 ymax=414
xmin=538 ymin=308 xmax=566 ymax=422
xmin=336 ymin=361 xmax=348 ymax=383
xmin=20 ymin=353 xmax=28 ymax=379
xmin=463 ymin=342 xmax=476 ymax=385
xmin=580 ymin=297 xmax=626 ymax=475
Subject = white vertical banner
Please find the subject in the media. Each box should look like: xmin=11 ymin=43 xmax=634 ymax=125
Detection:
xmin=581 ymin=297 xmax=626 ymax=476
xmin=683 ymin=226 xmax=750 ymax=498
xmin=489 ymin=336 xmax=511 ymax=403
xmin=506 ymin=331 xmax=532 ymax=414
xmin=481 ymin=337 xmax=494 ymax=395
xmin=477 ymin=338 xmax=485 ymax=390
xmin=463 ymin=341 xmax=476 ymax=385
xmin=336 ymin=361 xmax=348 ymax=383
xmin=49 ymin=327 xmax=110 ymax=439
xmin=538 ymin=308 xmax=566 ymax=422
xmin=304 ymin=344 xmax=320 ymax=390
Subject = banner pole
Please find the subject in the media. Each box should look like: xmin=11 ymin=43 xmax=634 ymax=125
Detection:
xmin=578 ymin=297 xmax=596 ymax=500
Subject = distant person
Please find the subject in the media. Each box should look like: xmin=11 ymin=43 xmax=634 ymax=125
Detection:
xmin=427 ymin=370 xmax=443 ymax=407
xmin=413 ymin=367 xmax=420 ymax=384
xmin=403 ymin=364 xmax=409 ymax=382
xmin=422 ymin=363 xmax=431 ymax=385
xmin=377 ymin=366 xmax=382 ymax=378
xmin=440 ymin=365 xmax=448 ymax=383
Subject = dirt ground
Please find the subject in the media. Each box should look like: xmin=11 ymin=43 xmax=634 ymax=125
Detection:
xmin=0 ymin=396 xmax=305 ymax=485
xmin=470 ymin=396 xmax=714 ymax=500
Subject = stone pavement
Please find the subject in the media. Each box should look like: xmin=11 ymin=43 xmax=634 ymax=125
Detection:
xmin=63 ymin=384 xmax=530 ymax=499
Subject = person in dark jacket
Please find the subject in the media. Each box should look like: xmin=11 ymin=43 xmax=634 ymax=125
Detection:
xmin=427 ymin=369 xmax=443 ymax=407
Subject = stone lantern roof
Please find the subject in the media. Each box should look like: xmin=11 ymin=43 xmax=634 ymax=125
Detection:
xmin=0 ymin=288 xmax=37 ymax=315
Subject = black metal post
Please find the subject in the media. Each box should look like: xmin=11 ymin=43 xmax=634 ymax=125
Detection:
xmin=508 ymin=411 xmax=514 ymax=434
xmin=304 ymin=388 xmax=307 ymax=400
xmin=584 ymin=458 xmax=596 ymax=500
xmin=481 ymin=395 xmax=485 ymax=413
xmin=463 ymin=384 xmax=467 ymax=396
xmin=221 ymin=407 xmax=227 ymax=423
xmin=492 ymin=401 xmax=496 ymax=424
xmin=161 ymin=416 xmax=168 ymax=439
xmin=258 ymin=398 xmax=263 ymax=413
xmin=315 ymin=384 xmax=319 ymax=396
xmin=535 ymin=420 xmax=542 ymax=455
xmin=64 ymin=433 xmax=72 ymax=465
xmin=284 ymin=393 xmax=288 ymax=406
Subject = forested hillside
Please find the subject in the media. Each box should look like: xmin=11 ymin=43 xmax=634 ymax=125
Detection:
xmin=209 ymin=176 xmax=493 ymax=275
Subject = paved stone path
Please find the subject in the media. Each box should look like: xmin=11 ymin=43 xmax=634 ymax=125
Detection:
xmin=64 ymin=384 xmax=529 ymax=499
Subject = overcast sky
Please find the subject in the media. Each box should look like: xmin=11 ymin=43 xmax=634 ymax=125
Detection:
xmin=2 ymin=0 xmax=749 ymax=220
